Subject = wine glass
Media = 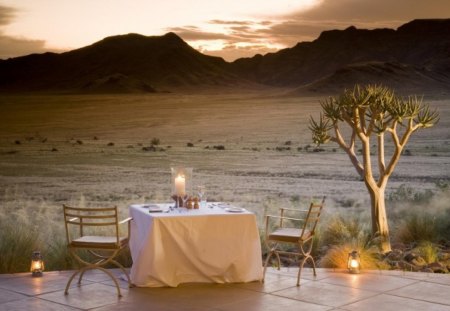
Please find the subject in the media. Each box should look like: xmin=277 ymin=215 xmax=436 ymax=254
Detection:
xmin=181 ymin=194 xmax=189 ymax=209
xmin=197 ymin=185 xmax=207 ymax=208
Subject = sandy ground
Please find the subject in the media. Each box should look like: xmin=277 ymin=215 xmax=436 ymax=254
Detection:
xmin=0 ymin=93 xmax=449 ymax=223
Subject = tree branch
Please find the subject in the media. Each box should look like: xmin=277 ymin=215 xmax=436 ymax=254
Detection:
xmin=382 ymin=118 xmax=419 ymax=185
xmin=332 ymin=125 xmax=364 ymax=178
xmin=378 ymin=133 xmax=386 ymax=177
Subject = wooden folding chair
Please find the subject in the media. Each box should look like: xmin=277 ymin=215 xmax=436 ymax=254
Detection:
xmin=63 ymin=204 xmax=133 ymax=297
xmin=262 ymin=197 xmax=325 ymax=286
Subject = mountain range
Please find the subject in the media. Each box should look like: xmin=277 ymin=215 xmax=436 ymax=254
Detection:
xmin=0 ymin=19 xmax=449 ymax=95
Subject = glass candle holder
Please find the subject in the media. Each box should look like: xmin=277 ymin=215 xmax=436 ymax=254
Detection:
xmin=171 ymin=167 xmax=193 ymax=198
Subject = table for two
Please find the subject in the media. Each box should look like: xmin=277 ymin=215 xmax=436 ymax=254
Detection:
xmin=129 ymin=203 xmax=263 ymax=287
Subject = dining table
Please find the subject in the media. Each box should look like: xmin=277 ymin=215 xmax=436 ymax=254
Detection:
xmin=128 ymin=202 xmax=263 ymax=287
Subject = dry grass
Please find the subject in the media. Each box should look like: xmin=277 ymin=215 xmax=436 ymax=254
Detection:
xmin=0 ymin=93 xmax=449 ymax=273
xmin=319 ymin=243 xmax=390 ymax=270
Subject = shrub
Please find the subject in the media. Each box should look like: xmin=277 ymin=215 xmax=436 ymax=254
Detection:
xmin=319 ymin=244 xmax=385 ymax=270
xmin=320 ymin=216 xmax=371 ymax=248
xmin=44 ymin=238 xmax=75 ymax=271
xmin=436 ymin=208 xmax=450 ymax=241
xmin=151 ymin=138 xmax=160 ymax=145
xmin=387 ymin=184 xmax=434 ymax=204
xmin=0 ymin=222 xmax=41 ymax=273
xmin=394 ymin=212 xmax=439 ymax=244
xmin=412 ymin=241 xmax=439 ymax=264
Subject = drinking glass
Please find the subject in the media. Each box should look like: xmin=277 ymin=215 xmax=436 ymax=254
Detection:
xmin=197 ymin=185 xmax=207 ymax=208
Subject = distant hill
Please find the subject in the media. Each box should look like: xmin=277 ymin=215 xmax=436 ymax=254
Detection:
xmin=0 ymin=32 xmax=243 ymax=93
xmin=1 ymin=19 xmax=449 ymax=94
xmin=233 ymin=19 xmax=450 ymax=95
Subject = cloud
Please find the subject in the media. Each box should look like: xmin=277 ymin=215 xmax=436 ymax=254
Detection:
xmin=0 ymin=4 xmax=59 ymax=59
xmin=0 ymin=5 xmax=15 ymax=26
xmin=289 ymin=0 xmax=450 ymax=23
xmin=263 ymin=0 xmax=450 ymax=48
xmin=209 ymin=19 xmax=253 ymax=26
xmin=0 ymin=35 xmax=50 ymax=59
xmin=200 ymin=43 xmax=278 ymax=61
xmin=168 ymin=20 xmax=283 ymax=61
xmin=167 ymin=26 xmax=232 ymax=41
xmin=173 ymin=0 xmax=450 ymax=61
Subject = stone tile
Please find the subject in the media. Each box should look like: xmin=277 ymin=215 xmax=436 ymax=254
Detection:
xmin=101 ymin=276 xmax=133 ymax=290
xmin=273 ymin=280 xmax=378 ymax=308
xmin=0 ymin=273 xmax=25 ymax=280
xmin=0 ymin=297 xmax=78 ymax=311
xmin=121 ymin=283 xmax=263 ymax=310
xmin=320 ymin=272 xmax=418 ymax=292
xmin=233 ymin=278 xmax=300 ymax=293
xmin=216 ymin=293 xmax=333 ymax=311
xmin=341 ymin=293 xmax=450 ymax=311
xmin=396 ymin=271 xmax=450 ymax=286
xmin=0 ymin=288 xmax=28 ymax=304
xmin=0 ymin=273 xmax=92 ymax=296
xmin=79 ymin=269 xmax=126 ymax=284
xmin=38 ymin=283 xmax=127 ymax=310
xmin=91 ymin=301 xmax=177 ymax=311
xmin=266 ymin=267 xmax=333 ymax=281
xmin=387 ymin=281 xmax=450 ymax=306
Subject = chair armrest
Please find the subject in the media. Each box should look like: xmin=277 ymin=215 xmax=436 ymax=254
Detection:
xmin=266 ymin=215 xmax=304 ymax=222
xmin=119 ymin=217 xmax=133 ymax=225
xmin=119 ymin=217 xmax=133 ymax=239
xmin=280 ymin=208 xmax=309 ymax=213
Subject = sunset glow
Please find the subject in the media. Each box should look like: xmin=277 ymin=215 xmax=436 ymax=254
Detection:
xmin=1 ymin=0 xmax=449 ymax=61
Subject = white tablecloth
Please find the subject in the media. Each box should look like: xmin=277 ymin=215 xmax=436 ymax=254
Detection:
xmin=129 ymin=203 xmax=263 ymax=287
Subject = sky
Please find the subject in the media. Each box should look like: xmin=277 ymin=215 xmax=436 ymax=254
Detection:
xmin=1 ymin=0 xmax=450 ymax=62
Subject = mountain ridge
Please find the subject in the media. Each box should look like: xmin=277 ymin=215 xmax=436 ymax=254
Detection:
xmin=1 ymin=19 xmax=449 ymax=94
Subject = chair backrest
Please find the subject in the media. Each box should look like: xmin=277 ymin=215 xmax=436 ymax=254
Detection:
xmin=300 ymin=197 xmax=325 ymax=239
xmin=63 ymin=205 xmax=120 ymax=244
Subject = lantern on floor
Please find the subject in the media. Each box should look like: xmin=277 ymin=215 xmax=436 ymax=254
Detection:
xmin=31 ymin=251 xmax=44 ymax=277
xmin=347 ymin=250 xmax=361 ymax=274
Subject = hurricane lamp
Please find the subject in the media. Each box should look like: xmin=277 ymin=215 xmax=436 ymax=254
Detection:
xmin=171 ymin=167 xmax=193 ymax=207
xmin=31 ymin=251 xmax=44 ymax=277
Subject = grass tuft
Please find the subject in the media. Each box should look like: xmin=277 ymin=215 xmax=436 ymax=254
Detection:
xmin=319 ymin=244 xmax=386 ymax=270
xmin=394 ymin=212 xmax=439 ymax=244
xmin=412 ymin=241 xmax=440 ymax=264
xmin=0 ymin=221 xmax=41 ymax=273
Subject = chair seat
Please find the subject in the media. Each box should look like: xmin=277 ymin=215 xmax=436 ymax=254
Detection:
xmin=70 ymin=236 xmax=128 ymax=249
xmin=268 ymin=228 xmax=311 ymax=243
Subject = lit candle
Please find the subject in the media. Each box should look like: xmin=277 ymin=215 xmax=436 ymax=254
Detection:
xmin=350 ymin=259 xmax=359 ymax=268
xmin=33 ymin=261 xmax=42 ymax=271
xmin=175 ymin=174 xmax=186 ymax=196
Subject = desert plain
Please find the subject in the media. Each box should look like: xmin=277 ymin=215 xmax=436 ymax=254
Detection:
xmin=0 ymin=92 xmax=449 ymax=228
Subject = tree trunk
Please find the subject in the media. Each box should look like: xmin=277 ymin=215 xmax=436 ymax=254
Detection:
xmin=367 ymin=184 xmax=392 ymax=253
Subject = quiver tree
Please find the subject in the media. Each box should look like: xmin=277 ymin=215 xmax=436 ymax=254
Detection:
xmin=309 ymin=85 xmax=439 ymax=253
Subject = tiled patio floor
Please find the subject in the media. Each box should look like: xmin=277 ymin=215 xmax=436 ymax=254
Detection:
xmin=0 ymin=267 xmax=449 ymax=310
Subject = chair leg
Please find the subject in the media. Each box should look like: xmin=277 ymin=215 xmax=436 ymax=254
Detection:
xmin=96 ymin=266 xmax=123 ymax=297
xmin=111 ymin=259 xmax=133 ymax=288
xmin=308 ymin=255 xmax=317 ymax=277
xmin=262 ymin=251 xmax=274 ymax=283
xmin=274 ymin=252 xmax=281 ymax=270
xmin=64 ymin=269 xmax=82 ymax=295
xmin=297 ymin=257 xmax=308 ymax=286
xmin=67 ymin=249 xmax=124 ymax=297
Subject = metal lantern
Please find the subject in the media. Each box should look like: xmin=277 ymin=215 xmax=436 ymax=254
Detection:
xmin=347 ymin=250 xmax=361 ymax=274
xmin=31 ymin=251 xmax=44 ymax=277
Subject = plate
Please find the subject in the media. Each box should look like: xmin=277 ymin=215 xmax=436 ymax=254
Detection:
xmin=142 ymin=204 xmax=163 ymax=212
xmin=225 ymin=207 xmax=246 ymax=213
